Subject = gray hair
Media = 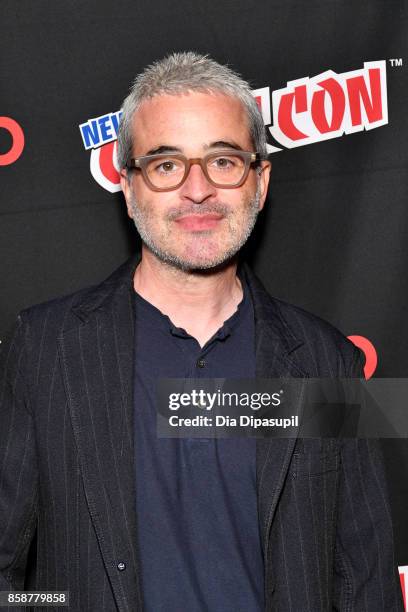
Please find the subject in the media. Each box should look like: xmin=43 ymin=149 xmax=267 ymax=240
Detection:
xmin=116 ymin=51 xmax=267 ymax=170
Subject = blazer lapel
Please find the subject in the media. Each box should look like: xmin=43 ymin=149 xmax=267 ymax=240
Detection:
xmin=58 ymin=254 xmax=142 ymax=612
xmin=241 ymin=263 xmax=307 ymax=557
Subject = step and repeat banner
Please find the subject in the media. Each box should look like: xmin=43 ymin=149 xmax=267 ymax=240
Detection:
xmin=1 ymin=0 xmax=407 ymax=604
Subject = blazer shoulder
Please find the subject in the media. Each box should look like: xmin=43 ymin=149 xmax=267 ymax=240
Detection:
xmin=18 ymin=255 xmax=139 ymax=334
xmin=18 ymin=283 xmax=98 ymax=335
xmin=10 ymin=254 xmax=139 ymax=361
xmin=0 ymin=284 xmax=94 ymax=400
xmin=270 ymin=296 xmax=363 ymax=377
xmin=272 ymin=295 xmax=345 ymax=340
xmin=242 ymin=263 xmax=363 ymax=377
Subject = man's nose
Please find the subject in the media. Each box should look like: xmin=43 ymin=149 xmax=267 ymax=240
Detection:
xmin=179 ymin=161 xmax=217 ymax=203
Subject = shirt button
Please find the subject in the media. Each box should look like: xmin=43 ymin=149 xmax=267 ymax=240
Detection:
xmin=196 ymin=359 xmax=206 ymax=368
xmin=117 ymin=562 xmax=126 ymax=571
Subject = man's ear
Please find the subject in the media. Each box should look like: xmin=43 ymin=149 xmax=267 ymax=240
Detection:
xmin=120 ymin=170 xmax=134 ymax=219
xmin=257 ymin=161 xmax=271 ymax=212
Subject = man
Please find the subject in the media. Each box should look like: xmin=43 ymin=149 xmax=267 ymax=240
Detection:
xmin=0 ymin=52 xmax=403 ymax=611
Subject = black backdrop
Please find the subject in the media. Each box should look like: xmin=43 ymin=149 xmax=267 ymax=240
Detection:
xmin=1 ymin=0 xmax=407 ymax=600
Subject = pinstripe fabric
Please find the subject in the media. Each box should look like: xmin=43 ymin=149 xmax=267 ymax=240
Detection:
xmin=0 ymin=253 xmax=403 ymax=612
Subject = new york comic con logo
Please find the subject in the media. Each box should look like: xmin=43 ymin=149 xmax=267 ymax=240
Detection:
xmin=79 ymin=60 xmax=388 ymax=193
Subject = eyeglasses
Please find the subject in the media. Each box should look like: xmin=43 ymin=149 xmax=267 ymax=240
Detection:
xmin=126 ymin=150 xmax=263 ymax=191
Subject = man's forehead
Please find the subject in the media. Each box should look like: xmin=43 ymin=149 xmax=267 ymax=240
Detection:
xmin=131 ymin=91 xmax=252 ymax=151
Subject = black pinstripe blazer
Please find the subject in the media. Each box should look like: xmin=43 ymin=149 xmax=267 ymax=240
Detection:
xmin=0 ymin=253 xmax=403 ymax=612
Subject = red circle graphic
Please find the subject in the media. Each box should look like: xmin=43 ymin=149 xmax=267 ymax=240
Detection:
xmin=347 ymin=335 xmax=378 ymax=380
xmin=0 ymin=117 xmax=25 ymax=166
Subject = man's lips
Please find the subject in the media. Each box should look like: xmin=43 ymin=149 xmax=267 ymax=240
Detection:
xmin=174 ymin=213 xmax=224 ymax=231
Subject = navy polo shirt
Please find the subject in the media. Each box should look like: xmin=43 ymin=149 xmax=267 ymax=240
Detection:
xmin=133 ymin=270 xmax=264 ymax=612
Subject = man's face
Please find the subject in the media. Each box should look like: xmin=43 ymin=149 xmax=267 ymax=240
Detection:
xmin=120 ymin=91 xmax=271 ymax=271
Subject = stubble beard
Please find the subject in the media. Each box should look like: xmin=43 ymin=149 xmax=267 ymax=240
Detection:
xmin=128 ymin=181 xmax=262 ymax=272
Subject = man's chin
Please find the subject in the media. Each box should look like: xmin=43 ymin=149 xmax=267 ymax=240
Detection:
xmin=144 ymin=242 xmax=239 ymax=273
xmin=180 ymin=257 xmax=236 ymax=273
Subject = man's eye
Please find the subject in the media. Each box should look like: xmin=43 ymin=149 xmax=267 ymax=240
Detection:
xmin=157 ymin=160 xmax=177 ymax=173
xmin=211 ymin=156 xmax=236 ymax=170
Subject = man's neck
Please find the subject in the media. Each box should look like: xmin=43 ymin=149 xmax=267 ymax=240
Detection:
xmin=133 ymin=249 xmax=243 ymax=348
